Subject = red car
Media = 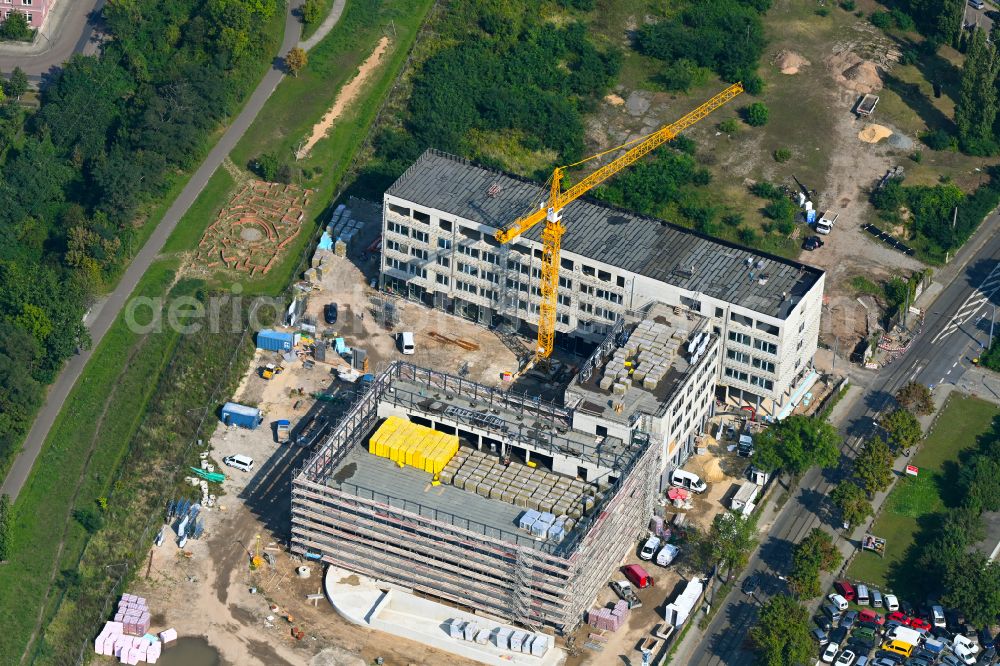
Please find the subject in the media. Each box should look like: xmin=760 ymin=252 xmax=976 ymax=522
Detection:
xmin=887 ymin=611 xmax=907 ymax=624
xmin=858 ymin=608 xmax=885 ymax=625
xmin=622 ymin=564 xmax=654 ymax=589
xmin=833 ymin=580 xmax=856 ymax=602
xmin=906 ymin=617 xmax=932 ymax=631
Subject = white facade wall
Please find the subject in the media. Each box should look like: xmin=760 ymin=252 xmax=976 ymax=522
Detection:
xmin=380 ymin=194 xmax=825 ymax=411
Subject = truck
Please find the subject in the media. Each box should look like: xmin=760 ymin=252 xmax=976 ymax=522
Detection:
xmin=276 ymin=419 xmax=290 ymax=444
xmin=816 ymin=211 xmax=839 ymax=235
xmin=610 ymin=580 xmax=643 ymax=609
xmin=261 ymin=363 xmax=284 ymax=380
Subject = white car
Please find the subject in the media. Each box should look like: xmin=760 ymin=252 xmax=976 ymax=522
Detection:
xmin=655 ymin=544 xmax=680 ymax=567
xmin=883 ymin=593 xmax=899 ymax=611
xmin=953 ymin=634 xmax=980 ymax=664
xmin=827 ymin=593 xmax=848 ymax=611
xmin=639 ymin=535 xmax=661 ymax=560
xmin=821 ymin=641 xmax=839 ymax=663
xmin=835 ymin=649 xmax=856 ymax=666
xmin=223 ymin=454 xmax=254 ymax=472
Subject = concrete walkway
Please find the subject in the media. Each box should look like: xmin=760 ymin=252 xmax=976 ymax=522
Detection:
xmin=299 ymin=0 xmax=347 ymax=51
xmin=0 ymin=0 xmax=311 ymax=501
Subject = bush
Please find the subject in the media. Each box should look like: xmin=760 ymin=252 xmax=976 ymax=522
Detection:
xmin=911 ymin=150 xmax=923 ymax=163
xmin=742 ymin=102 xmax=769 ymax=126
xmin=775 ymin=218 xmax=795 ymax=235
xmin=750 ymin=181 xmax=783 ymax=200
xmin=72 ymin=507 xmax=104 ymax=534
xmin=921 ymin=129 xmax=956 ymax=151
xmin=742 ymin=74 xmax=765 ymax=96
xmin=0 ymin=11 xmax=33 ymax=41
xmin=722 ymin=212 xmax=743 ymax=227
xmin=890 ymin=8 xmax=915 ymax=31
xmin=251 ymin=152 xmax=282 ymax=182
xmin=839 ymin=0 xmax=855 ymax=9
xmin=871 ymin=11 xmax=893 ymax=30
xmin=900 ymin=48 xmax=919 ymax=65
xmin=719 ymin=118 xmax=739 ymax=134
xmin=764 ymin=197 xmax=796 ymax=223
xmin=737 ymin=226 xmax=758 ymax=245
xmin=773 ymin=147 xmax=792 ymax=162
xmin=816 ymin=7 xmax=830 ymax=16
xmin=301 ymin=0 xmax=325 ymax=25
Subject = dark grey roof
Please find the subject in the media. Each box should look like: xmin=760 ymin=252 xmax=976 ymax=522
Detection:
xmin=387 ymin=150 xmax=824 ymax=319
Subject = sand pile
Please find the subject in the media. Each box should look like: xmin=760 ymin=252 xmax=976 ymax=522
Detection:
xmin=700 ymin=457 xmax=728 ymax=483
xmin=858 ymin=124 xmax=892 ymax=143
xmin=604 ymin=93 xmax=625 ymax=106
xmin=775 ymin=50 xmax=810 ymax=75
xmin=828 ymin=50 xmax=883 ymax=94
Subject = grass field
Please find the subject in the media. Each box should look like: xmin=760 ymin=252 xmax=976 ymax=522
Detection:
xmin=846 ymin=394 xmax=1000 ymax=599
xmin=0 ymin=260 xmax=183 ymax=664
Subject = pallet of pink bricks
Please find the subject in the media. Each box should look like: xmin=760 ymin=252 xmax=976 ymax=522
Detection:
xmin=93 ymin=593 xmax=176 ymax=664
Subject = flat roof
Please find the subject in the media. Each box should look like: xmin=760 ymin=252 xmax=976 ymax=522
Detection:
xmin=387 ymin=149 xmax=824 ymax=319
xmin=328 ymin=445 xmax=567 ymax=552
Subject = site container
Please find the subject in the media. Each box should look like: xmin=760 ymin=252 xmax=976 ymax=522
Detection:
xmin=256 ymin=329 xmax=295 ymax=352
xmin=221 ymin=402 xmax=262 ymax=429
xmin=494 ymin=628 xmax=512 ymax=650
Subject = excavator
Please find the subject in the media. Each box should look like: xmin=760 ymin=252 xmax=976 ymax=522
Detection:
xmin=496 ymin=83 xmax=744 ymax=378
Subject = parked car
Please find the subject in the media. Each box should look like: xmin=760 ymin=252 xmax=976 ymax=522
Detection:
xmin=932 ymin=605 xmax=947 ymax=629
xmin=639 ymin=535 xmax=661 ymax=560
xmin=979 ymin=627 xmax=995 ymax=650
xmin=970 ymin=0 xmax=985 ymax=10
xmin=842 ymin=610 xmax=858 ymax=630
xmin=822 ymin=642 xmax=840 ymax=663
xmin=324 ymin=302 xmax=338 ymax=324
xmin=829 ymin=593 xmax=849 ymax=611
xmin=887 ymin=612 xmax=908 ymax=624
xmin=836 ymin=649 xmax=857 ymax=666
xmin=859 ymin=609 xmax=885 ymax=625
xmin=669 ymin=469 xmax=708 ymax=493
xmin=813 ymin=627 xmax=830 ymax=645
xmin=223 ymin=454 xmax=254 ymax=472
xmin=742 ymin=574 xmax=760 ymax=596
xmin=824 ymin=603 xmax=843 ymax=623
xmin=907 ymin=617 xmax=933 ymax=632
xmin=815 ymin=615 xmax=833 ymax=632
xmin=803 ymin=235 xmax=825 ymax=251
xmin=621 ymin=564 xmax=653 ymax=589
xmin=834 ymin=580 xmax=857 ymax=602
xmin=884 ymin=594 xmax=900 ymax=612
xmin=830 ymin=626 xmax=848 ymax=647
xmin=940 ymin=654 xmax=965 ymax=666
xmin=655 ymin=543 xmax=680 ymax=567
xmin=854 ymin=627 xmax=878 ymax=644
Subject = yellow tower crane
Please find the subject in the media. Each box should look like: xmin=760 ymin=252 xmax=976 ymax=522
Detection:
xmin=495 ymin=82 xmax=744 ymax=373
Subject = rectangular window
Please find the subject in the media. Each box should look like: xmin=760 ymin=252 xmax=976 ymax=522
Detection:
xmin=752 ymin=357 xmax=775 ymax=373
xmin=458 ymin=246 xmax=480 ymax=259
xmin=412 ymin=230 xmax=429 ymax=244
xmin=727 ymin=349 xmax=751 ymax=364
xmin=413 ymin=210 xmax=430 ymax=224
xmin=715 ymin=307 xmax=724 ymax=318
xmin=558 ymin=313 xmax=571 ymax=325
xmin=481 ymin=288 xmax=495 ymax=300
xmin=455 ymin=280 xmax=476 ymax=294
xmin=559 ymin=276 xmax=573 ymax=289
xmin=753 ymin=339 xmax=778 ymax=355
xmin=598 ymin=270 xmax=612 ymax=282
xmin=459 ymin=263 xmax=478 ymax=277
xmin=388 ymin=203 xmax=409 ymax=217
xmin=436 ymin=256 xmax=450 ymax=268
xmin=439 ymin=220 xmax=452 ymax=232
xmin=436 ymin=274 xmax=450 ymax=286
xmin=385 ymin=239 xmax=402 ymax=253
xmin=617 ymin=275 xmax=626 ymax=287
xmin=756 ymin=321 xmax=780 ymax=336
xmin=461 ymin=226 xmax=481 ymax=241
xmin=558 ymin=294 xmax=572 ymax=306
xmin=387 ymin=222 xmax=409 ymax=236
xmin=410 ymin=248 xmax=428 ymax=260
xmin=582 ymin=265 xmax=596 ymax=277
xmin=482 ymin=251 xmax=499 ymax=265
xmin=728 ymin=331 xmax=752 ymax=346
xmin=438 ymin=238 xmax=452 ymax=250
xmin=580 ymin=302 xmax=594 ymax=314
xmin=730 ymin=312 xmax=754 ymax=327
xmin=560 ymin=258 xmax=574 ymax=270
xmin=580 ymin=284 xmax=595 ymax=296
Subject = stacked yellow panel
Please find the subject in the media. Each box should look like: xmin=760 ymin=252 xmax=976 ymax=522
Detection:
xmin=368 ymin=417 xmax=459 ymax=475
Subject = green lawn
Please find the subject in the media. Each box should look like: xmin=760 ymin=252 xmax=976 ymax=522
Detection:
xmin=164 ymin=168 xmax=237 ymax=255
xmin=846 ymin=394 xmax=1000 ymax=599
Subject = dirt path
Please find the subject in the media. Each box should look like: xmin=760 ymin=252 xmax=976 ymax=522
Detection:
xmin=295 ymin=36 xmax=392 ymax=160
xmin=18 ymin=343 xmax=143 ymax=664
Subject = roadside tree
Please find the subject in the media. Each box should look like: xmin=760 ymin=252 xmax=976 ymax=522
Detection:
xmin=302 ymin=0 xmax=325 ymax=25
xmin=853 ymin=435 xmax=895 ymax=495
xmin=830 ymin=480 xmax=872 ymax=528
xmin=752 ymin=415 xmax=840 ymax=475
xmin=285 ymin=47 xmax=308 ymax=77
xmin=942 ymin=551 xmax=1000 ymax=628
xmin=710 ymin=511 xmax=759 ymax=581
xmin=750 ymin=594 xmax=814 ymax=666
xmin=0 ymin=11 xmax=32 ymax=41
xmin=789 ymin=528 xmax=839 ymax=598
xmin=896 ymin=382 xmax=933 ymax=415
xmin=955 ymin=28 xmax=998 ymax=155
xmin=5 ymin=67 xmax=28 ymax=100
xmin=880 ymin=408 xmax=922 ymax=451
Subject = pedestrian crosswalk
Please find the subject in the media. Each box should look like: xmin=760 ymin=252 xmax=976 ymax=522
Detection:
xmin=931 ymin=261 xmax=1000 ymax=344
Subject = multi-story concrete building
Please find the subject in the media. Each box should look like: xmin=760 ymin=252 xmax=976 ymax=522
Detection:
xmin=380 ymin=149 xmax=826 ymax=417
xmin=1 ymin=0 xmax=51 ymax=28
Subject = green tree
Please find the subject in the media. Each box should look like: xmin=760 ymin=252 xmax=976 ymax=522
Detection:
xmin=710 ymin=512 xmax=759 ymax=581
xmin=830 ymin=480 xmax=872 ymax=528
xmin=752 ymin=415 xmax=841 ymax=475
xmin=0 ymin=11 xmax=33 ymax=41
xmin=789 ymin=528 xmax=839 ymax=598
xmin=896 ymin=382 xmax=934 ymax=415
xmin=763 ymin=197 xmax=796 ymax=223
xmin=921 ymin=506 xmax=986 ymax=589
xmin=743 ymin=102 xmax=769 ymax=126
xmin=961 ymin=453 xmax=1000 ymax=512
xmin=72 ymin=507 xmax=104 ymax=534
xmin=941 ymin=551 xmax=1000 ymax=628
xmin=5 ymin=67 xmax=28 ymax=99
xmin=750 ymin=594 xmax=815 ymax=666
xmin=880 ymin=408 xmax=923 ymax=451
xmin=853 ymin=435 xmax=895 ymax=495
xmin=301 ymin=0 xmax=325 ymax=24
xmin=955 ymin=28 xmax=998 ymax=154
xmin=0 ymin=493 xmax=11 ymax=561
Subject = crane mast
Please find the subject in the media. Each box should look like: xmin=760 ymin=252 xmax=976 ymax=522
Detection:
xmin=495 ymin=82 xmax=744 ymax=370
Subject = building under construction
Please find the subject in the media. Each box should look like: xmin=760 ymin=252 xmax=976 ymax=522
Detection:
xmin=290 ymin=305 xmax=718 ymax=630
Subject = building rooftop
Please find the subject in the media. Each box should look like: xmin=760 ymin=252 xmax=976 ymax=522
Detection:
xmin=387 ymin=149 xmax=824 ymax=319
xmin=327 ymin=445 xmax=573 ymax=553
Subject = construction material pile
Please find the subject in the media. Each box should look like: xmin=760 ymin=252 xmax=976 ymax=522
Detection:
xmin=588 ymin=600 xmax=630 ymax=631
xmin=600 ymin=319 xmax=688 ymax=392
xmin=775 ymin=50 xmax=809 ymax=75
xmin=858 ymin=124 xmax=893 ymax=144
xmin=93 ymin=594 xmax=174 ymax=663
xmin=439 ymin=447 xmax=596 ymax=522
xmin=448 ymin=619 xmax=551 ymax=656
xmin=368 ymin=416 xmax=459 ymax=475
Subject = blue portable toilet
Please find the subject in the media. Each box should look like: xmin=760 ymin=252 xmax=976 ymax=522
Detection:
xmin=256 ymin=329 xmax=295 ymax=352
xmin=221 ymin=402 xmax=263 ymax=429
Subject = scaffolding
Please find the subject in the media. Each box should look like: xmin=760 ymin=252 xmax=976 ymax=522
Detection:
xmin=290 ymin=361 xmax=661 ymax=631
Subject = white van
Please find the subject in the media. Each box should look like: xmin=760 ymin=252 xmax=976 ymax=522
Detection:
xmin=639 ymin=535 xmax=661 ymax=560
xmin=884 ymin=593 xmax=899 ymax=611
xmin=669 ymin=469 xmax=708 ymax=493
xmin=931 ymin=605 xmax=946 ymax=628
xmin=223 ymin=454 xmax=255 ymax=472
xmin=856 ymin=583 xmax=869 ymax=606
xmin=399 ymin=331 xmax=415 ymax=355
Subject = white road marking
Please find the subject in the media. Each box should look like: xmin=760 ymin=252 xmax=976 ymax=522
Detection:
xmin=932 ymin=262 xmax=1000 ymax=343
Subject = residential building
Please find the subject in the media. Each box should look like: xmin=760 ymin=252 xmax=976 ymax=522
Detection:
xmin=1 ymin=0 xmax=51 ymax=29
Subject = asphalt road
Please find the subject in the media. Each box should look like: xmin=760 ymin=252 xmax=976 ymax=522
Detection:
xmin=686 ymin=225 xmax=1000 ymax=666
xmin=0 ymin=1 xmax=306 ymax=501
xmin=0 ymin=0 xmax=104 ymax=83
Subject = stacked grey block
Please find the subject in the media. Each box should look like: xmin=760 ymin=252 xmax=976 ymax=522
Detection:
xmin=443 ymin=447 xmax=593 ymax=523
xmin=600 ymin=319 xmax=688 ymax=392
